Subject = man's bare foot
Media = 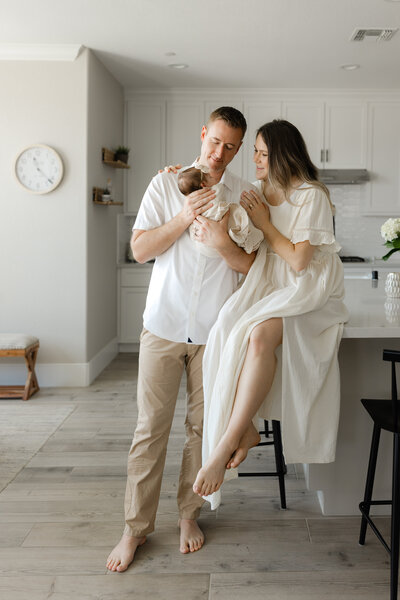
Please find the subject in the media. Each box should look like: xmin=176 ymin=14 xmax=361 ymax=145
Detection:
xmin=179 ymin=519 xmax=204 ymax=553
xmin=106 ymin=534 xmax=146 ymax=572
xmin=226 ymin=423 xmax=261 ymax=470
xmin=193 ymin=442 xmax=234 ymax=497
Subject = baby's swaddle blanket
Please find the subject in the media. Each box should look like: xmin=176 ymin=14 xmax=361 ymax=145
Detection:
xmin=189 ymin=182 xmax=264 ymax=258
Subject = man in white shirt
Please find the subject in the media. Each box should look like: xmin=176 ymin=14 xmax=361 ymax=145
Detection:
xmin=106 ymin=107 xmax=256 ymax=572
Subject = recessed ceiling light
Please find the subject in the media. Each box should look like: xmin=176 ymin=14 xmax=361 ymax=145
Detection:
xmin=340 ymin=64 xmax=360 ymax=70
xmin=168 ymin=63 xmax=188 ymax=69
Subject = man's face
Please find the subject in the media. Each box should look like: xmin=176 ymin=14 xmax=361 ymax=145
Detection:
xmin=199 ymin=119 xmax=243 ymax=176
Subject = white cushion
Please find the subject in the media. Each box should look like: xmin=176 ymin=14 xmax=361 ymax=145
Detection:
xmin=0 ymin=334 xmax=39 ymax=350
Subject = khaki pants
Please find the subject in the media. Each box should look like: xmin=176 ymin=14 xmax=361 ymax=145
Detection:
xmin=124 ymin=329 xmax=205 ymax=537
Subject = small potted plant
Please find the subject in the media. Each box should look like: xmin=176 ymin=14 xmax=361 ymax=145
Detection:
xmin=114 ymin=145 xmax=130 ymax=164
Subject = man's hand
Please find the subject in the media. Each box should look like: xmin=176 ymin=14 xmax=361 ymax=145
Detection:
xmin=180 ymin=188 xmax=215 ymax=228
xmin=193 ymin=210 xmax=230 ymax=251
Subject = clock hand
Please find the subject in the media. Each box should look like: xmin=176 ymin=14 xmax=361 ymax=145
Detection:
xmin=33 ymin=157 xmax=54 ymax=184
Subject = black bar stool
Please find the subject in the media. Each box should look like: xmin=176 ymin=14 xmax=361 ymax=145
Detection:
xmin=238 ymin=419 xmax=287 ymax=509
xmin=359 ymin=349 xmax=400 ymax=600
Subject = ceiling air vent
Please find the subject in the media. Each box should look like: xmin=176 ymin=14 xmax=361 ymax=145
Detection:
xmin=350 ymin=28 xmax=398 ymax=41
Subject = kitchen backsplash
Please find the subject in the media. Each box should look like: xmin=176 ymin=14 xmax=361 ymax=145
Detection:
xmin=329 ymin=184 xmax=386 ymax=260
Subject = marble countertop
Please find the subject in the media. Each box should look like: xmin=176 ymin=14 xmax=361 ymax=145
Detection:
xmin=118 ymin=261 xmax=400 ymax=338
xmin=343 ymin=278 xmax=400 ymax=338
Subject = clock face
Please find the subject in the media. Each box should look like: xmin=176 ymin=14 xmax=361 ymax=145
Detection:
xmin=15 ymin=144 xmax=64 ymax=194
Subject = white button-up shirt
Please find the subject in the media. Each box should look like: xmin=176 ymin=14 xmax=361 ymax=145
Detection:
xmin=133 ymin=165 xmax=256 ymax=344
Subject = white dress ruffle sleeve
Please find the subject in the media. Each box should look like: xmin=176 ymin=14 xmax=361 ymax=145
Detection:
xmin=201 ymin=183 xmax=349 ymax=509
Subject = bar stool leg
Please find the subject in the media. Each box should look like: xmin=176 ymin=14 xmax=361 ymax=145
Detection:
xmin=391 ymin=432 xmax=400 ymax=600
xmin=272 ymin=420 xmax=287 ymax=510
xmin=359 ymin=423 xmax=381 ymax=546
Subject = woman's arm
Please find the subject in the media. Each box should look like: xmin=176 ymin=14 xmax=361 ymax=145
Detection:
xmin=240 ymin=189 xmax=314 ymax=273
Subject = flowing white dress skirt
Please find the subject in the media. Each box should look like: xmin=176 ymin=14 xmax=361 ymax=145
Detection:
xmin=201 ymin=235 xmax=349 ymax=509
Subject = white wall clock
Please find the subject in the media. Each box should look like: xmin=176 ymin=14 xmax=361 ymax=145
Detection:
xmin=14 ymin=144 xmax=64 ymax=194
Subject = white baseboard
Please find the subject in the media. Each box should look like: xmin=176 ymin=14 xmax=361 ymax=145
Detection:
xmin=88 ymin=337 xmax=119 ymax=385
xmin=0 ymin=338 xmax=118 ymax=388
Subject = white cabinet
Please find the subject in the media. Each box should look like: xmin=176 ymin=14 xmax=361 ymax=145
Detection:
xmin=363 ymin=102 xmax=400 ymax=216
xmin=165 ymin=101 xmax=204 ymax=168
xmin=118 ymin=266 xmax=152 ymax=344
xmin=283 ymin=101 xmax=325 ymax=167
xmin=324 ymin=101 xmax=367 ymax=168
xmin=282 ymin=100 xmax=367 ymax=169
xmin=126 ymin=100 xmax=166 ymax=213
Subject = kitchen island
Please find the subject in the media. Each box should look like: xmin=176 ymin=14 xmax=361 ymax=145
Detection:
xmin=306 ymin=276 xmax=400 ymax=515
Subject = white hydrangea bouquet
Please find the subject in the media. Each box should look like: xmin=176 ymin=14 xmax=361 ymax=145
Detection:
xmin=381 ymin=218 xmax=400 ymax=261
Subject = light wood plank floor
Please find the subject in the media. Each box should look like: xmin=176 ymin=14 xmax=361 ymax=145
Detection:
xmin=0 ymin=353 xmax=392 ymax=599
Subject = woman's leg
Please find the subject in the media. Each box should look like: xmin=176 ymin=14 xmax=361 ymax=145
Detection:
xmin=193 ymin=317 xmax=283 ymax=497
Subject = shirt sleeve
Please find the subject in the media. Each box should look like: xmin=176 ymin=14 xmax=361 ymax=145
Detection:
xmin=133 ymin=174 xmax=166 ymax=231
xmin=291 ymin=187 xmax=336 ymax=247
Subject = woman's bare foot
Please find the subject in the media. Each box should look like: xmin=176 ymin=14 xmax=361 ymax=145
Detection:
xmin=226 ymin=423 xmax=261 ymax=469
xmin=106 ymin=534 xmax=146 ymax=572
xmin=179 ymin=519 xmax=204 ymax=553
xmin=193 ymin=443 xmax=234 ymax=497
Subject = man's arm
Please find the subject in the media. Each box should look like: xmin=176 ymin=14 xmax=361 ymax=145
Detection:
xmin=194 ymin=212 xmax=256 ymax=275
xmin=131 ymin=187 xmax=215 ymax=264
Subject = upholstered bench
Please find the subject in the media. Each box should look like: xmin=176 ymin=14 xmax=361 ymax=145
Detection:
xmin=0 ymin=334 xmax=40 ymax=401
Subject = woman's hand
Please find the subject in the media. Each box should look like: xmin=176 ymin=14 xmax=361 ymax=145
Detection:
xmin=180 ymin=187 xmax=215 ymax=227
xmin=158 ymin=163 xmax=182 ymax=174
xmin=240 ymin=190 xmax=270 ymax=230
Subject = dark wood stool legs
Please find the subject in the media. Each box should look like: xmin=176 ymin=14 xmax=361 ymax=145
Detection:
xmin=391 ymin=433 xmax=400 ymax=600
xmin=238 ymin=419 xmax=287 ymax=509
xmin=359 ymin=424 xmax=381 ymax=546
xmin=359 ymin=422 xmax=400 ymax=599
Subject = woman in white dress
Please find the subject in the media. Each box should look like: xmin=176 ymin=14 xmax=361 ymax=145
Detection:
xmin=192 ymin=119 xmax=349 ymax=509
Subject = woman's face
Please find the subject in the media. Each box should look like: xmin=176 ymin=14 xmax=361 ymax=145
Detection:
xmin=253 ymin=134 xmax=269 ymax=181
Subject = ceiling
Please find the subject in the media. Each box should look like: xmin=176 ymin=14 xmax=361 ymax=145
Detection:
xmin=1 ymin=0 xmax=400 ymax=90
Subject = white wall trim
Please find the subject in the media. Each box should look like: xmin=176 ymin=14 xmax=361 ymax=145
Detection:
xmin=87 ymin=337 xmax=119 ymax=385
xmin=0 ymin=44 xmax=83 ymax=61
xmin=0 ymin=337 xmax=118 ymax=388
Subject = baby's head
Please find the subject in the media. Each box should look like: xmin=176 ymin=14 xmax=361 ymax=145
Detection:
xmin=177 ymin=167 xmax=203 ymax=196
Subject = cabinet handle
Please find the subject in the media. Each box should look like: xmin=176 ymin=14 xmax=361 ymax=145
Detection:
xmin=320 ymin=149 xmax=324 ymax=163
xmin=325 ymin=149 xmax=329 ymax=162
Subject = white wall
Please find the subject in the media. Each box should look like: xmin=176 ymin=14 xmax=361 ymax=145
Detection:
xmin=86 ymin=51 xmax=124 ymax=363
xmin=0 ymin=48 xmax=123 ymax=386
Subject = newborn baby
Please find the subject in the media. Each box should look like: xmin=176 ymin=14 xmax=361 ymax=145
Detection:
xmin=177 ymin=164 xmax=263 ymax=258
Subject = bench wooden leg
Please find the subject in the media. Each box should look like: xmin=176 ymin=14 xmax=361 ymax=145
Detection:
xmin=22 ymin=346 xmax=40 ymax=401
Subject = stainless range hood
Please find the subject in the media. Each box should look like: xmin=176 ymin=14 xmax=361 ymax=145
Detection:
xmin=318 ymin=169 xmax=370 ymax=185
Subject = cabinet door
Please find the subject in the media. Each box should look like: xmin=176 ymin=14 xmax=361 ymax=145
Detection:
xmin=282 ymin=101 xmax=325 ymax=168
xmin=243 ymin=101 xmax=282 ymax=182
xmin=119 ymin=287 xmax=147 ymax=343
xmin=324 ymin=102 xmax=367 ymax=168
xmin=166 ymin=101 xmax=204 ymax=168
xmin=363 ymin=102 xmax=400 ymax=216
xmin=126 ymin=100 xmax=165 ymax=213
